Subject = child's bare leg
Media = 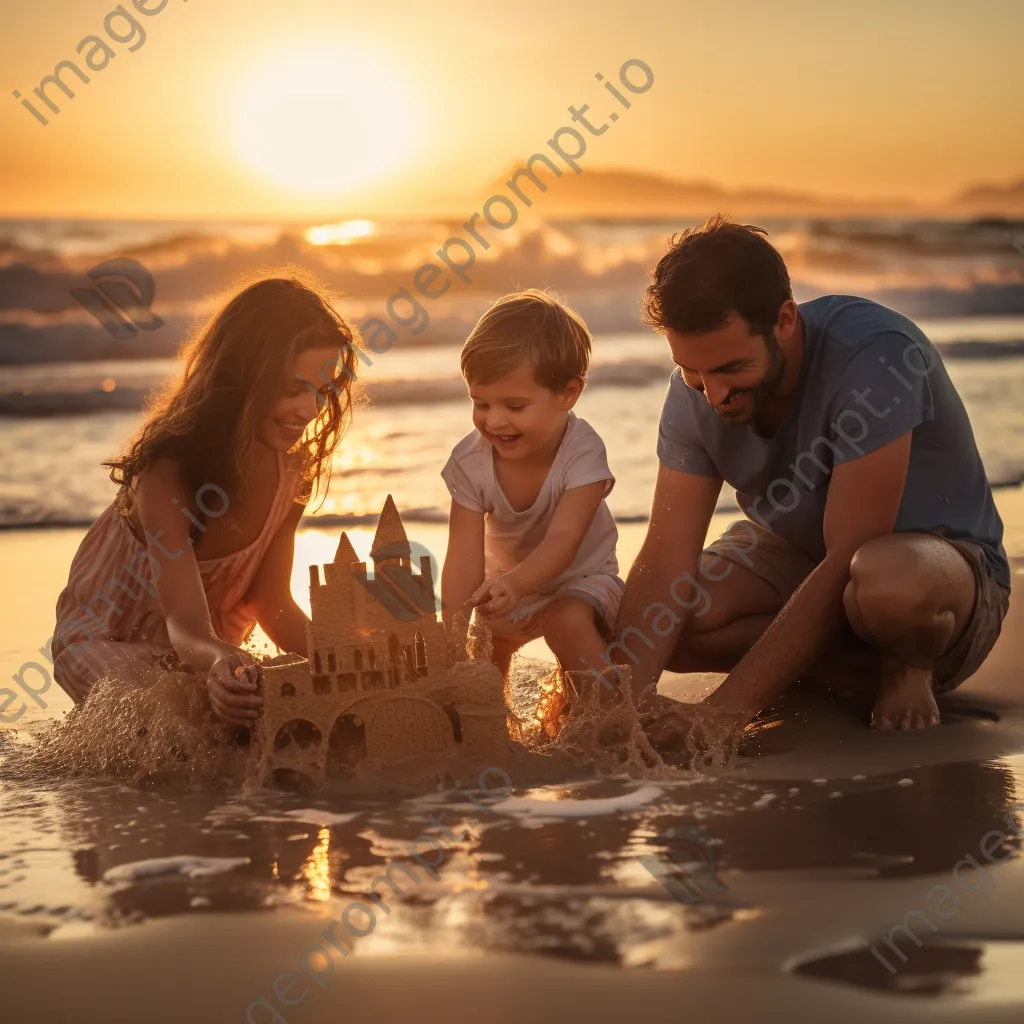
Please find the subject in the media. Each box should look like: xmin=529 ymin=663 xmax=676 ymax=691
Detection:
xmin=491 ymin=637 xmax=524 ymax=680
xmin=541 ymin=598 xmax=614 ymax=693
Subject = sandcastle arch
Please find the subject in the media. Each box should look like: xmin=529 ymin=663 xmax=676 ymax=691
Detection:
xmin=364 ymin=695 xmax=456 ymax=756
xmin=273 ymin=718 xmax=322 ymax=752
xmin=328 ymin=712 xmax=368 ymax=768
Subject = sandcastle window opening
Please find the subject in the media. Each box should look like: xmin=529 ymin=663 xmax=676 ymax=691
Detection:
xmin=281 ymin=682 xmax=295 ymax=697
xmin=353 ymin=649 xmax=363 ymax=671
xmin=327 ymin=650 xmax=337 ymax=672
xmin=314 ymin=650 xmax=322 ymax=674
xmin=388 ymin=633 xmax=401 ymax=686
xmin=442 ymin=703 xmax=462 ymax=742
xmin=414 ymin=632 xmax=428 ymax=676
xmin=368 ymin=647 xmax=376 ymax=669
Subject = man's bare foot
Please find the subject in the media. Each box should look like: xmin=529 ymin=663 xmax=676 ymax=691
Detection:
xmin=871 ymin=664 xmax=940 ymax=730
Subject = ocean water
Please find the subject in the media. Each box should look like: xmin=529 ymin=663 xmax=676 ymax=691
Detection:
xmin=1 ymin=215 xmax=1023 ymax=528
xmin=2 ymin=326 xmax=1024 ymax=530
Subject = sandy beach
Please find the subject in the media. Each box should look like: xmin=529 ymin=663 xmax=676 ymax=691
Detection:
xmin=3 ymin=3 xmax=1023 ymax=1017
xmin=2 ymin=498 xmax=1023 ymax=1023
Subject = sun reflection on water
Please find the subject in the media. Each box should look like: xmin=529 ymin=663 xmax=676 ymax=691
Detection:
xmin=305 ymin=220 xmax=377 ymax=246
xmin=301 ymin=827 xmax=332 ymax=902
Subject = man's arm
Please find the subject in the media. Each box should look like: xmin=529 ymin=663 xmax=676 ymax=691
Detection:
xmin=706 ymin=431 xmax=913 ymax=720
xmin=613 ymin=465 xmax=722 ymax=697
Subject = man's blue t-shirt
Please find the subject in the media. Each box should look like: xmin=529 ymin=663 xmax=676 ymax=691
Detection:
xmin=657 ymin=294 xmax=1010 ymax=590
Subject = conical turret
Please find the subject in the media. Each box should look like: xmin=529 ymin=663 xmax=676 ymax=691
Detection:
xmin=333 ymin=532 xmax=360 ymax=569
xmin=370 ymin=495 xmax=411 ymax=567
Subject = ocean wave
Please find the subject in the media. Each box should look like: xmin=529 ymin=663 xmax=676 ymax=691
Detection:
xmin=2 ymin=215 xmax=1024 ymax=370
xmin=6 ymin=483 xmax=1022 ymax=533
xmin=3 ymin=340 xmax=1024 ymax=417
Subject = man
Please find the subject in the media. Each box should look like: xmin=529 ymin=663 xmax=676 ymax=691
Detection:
xmin=614 ymin=215 xmax=1010 ymax=731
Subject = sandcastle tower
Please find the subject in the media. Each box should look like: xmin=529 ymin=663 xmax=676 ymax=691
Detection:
xmin=307 ymin=495 xmax=448 ymax=694
xmin=252 ymin=496 xmax=510 ymax=786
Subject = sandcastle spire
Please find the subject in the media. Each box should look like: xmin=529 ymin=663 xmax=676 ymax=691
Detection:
xmin=370 ymin=494 xmax=411 ymax=565
xmin=333 ymin=532 xmax=360 ymax=568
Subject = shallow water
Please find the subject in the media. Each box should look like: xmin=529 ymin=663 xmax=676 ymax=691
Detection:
xmin=2 ymin=733 xmax=1022 ymax=966
xmin=4 ymin=670 xmax=1024 ymax=1024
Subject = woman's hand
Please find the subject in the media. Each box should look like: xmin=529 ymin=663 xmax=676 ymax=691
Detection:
xmin=470 ymin=575 xmax=520 ymax=619
xmin=206 ymin=647 xmax=263 ymax=725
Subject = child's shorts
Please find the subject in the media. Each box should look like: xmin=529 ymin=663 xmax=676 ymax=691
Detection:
xmin=482 ymin=574 xmax=625 ymax=644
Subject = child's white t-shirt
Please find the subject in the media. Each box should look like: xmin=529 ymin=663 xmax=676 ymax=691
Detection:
xmin=440 ymin=412 xmax=619 ymax=594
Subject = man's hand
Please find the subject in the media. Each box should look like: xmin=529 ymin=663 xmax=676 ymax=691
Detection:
xmin=207 ymin=648 xmax=263 ymax=725
xmin=470 ymin=575 xmax=520 ymax=619
xmin=638 ymin=693 xmax=746 ymax=762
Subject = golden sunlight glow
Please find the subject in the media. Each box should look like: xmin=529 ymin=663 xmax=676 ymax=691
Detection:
xmin=235 ymin=46 xmax=419 ymax=194
xmin=301 ymin=826 xmax=333 ymax=902
xmin=305 ymin=219 xmax=378 ymax=246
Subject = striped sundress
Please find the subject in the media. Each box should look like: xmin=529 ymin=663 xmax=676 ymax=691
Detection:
xmin=51 ymin=449 xmax=302 ymax=700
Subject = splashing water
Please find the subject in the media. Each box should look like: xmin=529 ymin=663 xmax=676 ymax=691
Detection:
xmin=1 ymin=660 xmax=243 ymax=786
xmin=1 ymin=620 xmax=745 ymax=791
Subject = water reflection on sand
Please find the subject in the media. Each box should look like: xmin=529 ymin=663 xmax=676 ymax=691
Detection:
xmin=1 ymin=756 xmax=1021 ymax=982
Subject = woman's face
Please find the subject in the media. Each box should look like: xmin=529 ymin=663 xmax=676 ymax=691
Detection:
xmin=258 ymin=345 xmax=349 ymax=451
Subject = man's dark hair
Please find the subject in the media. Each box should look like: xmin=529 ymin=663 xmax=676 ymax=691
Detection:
xmin=641 ymin=213 xmax=792 ymax=336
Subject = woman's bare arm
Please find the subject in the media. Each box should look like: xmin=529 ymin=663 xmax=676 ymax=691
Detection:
xmin=132 ymin=457 xmax=263 ymax=724
xmin=245 ymin=499 xmax=310 ymax=656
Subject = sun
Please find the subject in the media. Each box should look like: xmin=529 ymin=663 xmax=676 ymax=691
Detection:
xmin=235 ymin=45 xmax=419 ymax=195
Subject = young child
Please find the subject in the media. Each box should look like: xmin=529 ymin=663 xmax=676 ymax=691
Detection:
xmin=441 ymin=289 xmax=623 ymax=684
xmin=51 ymin=273 xmax=359 ymax=726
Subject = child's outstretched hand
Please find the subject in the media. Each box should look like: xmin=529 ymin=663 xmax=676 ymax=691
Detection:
xmin=470 ymin=576 xmax=520 ymax=619
xmin=207 ymin=649 xmax=263 ymax=725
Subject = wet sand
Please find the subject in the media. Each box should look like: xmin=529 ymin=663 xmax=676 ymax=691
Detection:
xmin=2 ymin=500 xmax=1024 ymax=1023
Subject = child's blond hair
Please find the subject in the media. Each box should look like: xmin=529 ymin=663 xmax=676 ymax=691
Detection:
xmin=460 ymin=289 xmax=592 ymax=390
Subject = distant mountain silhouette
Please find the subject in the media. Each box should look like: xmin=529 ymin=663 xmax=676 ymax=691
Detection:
xmin=950 ymin=179 xmax=1024 ymax=215
xmin=489 ymin=165 xmax=1024 ymax=218
xmin=492 ymin=165 xmax=917 ymax=217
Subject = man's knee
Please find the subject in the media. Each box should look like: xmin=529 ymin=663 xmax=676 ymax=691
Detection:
xmin=845 ymin=535 xmax=942 ymax=637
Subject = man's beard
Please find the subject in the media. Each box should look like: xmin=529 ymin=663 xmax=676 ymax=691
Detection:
xmin=718 ymin=331 xmax=787 ymax=420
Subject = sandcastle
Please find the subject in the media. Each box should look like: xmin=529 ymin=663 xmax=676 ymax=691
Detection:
xmin=251 ymin=496 xmax=514 ymax=786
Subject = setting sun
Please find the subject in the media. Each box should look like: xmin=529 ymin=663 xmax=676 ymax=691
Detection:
xmin=234 ymin=45 xmax=420 ymax=195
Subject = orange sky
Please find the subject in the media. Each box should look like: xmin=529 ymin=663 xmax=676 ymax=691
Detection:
xmin=2 ymin=0 xmax=1022 ymax=219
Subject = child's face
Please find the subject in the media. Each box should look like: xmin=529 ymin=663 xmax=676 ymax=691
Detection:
xmin=259 ymin=346 xmax=347 ymax=451
xmin=468 ymin=360 xmax=582 ymax=459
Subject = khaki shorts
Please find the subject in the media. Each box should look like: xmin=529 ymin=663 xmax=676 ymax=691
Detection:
xmin=704 ymin=520 xmax=1011 ymax=693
